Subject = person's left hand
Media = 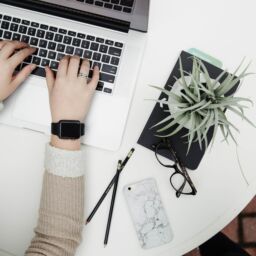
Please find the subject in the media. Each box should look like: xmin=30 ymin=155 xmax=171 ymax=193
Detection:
xmin=0 ymin=40 xmax=37 ymax=102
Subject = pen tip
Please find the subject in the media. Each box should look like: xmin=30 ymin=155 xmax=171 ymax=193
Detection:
xmin=85 ymin=220 xmax=89 ymax=225
xmin=104 ymin=244 xmax=107 ymax=248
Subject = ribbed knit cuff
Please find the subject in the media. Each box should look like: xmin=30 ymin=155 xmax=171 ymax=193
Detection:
xmin=0 ymin=101 xmax=4 ymax=112
xmin=44 ymin=144 xmax=85 ymax=178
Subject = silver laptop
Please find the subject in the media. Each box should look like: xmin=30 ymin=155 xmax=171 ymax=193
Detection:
xmin=0 ymin=0 xmax=149 ymax=150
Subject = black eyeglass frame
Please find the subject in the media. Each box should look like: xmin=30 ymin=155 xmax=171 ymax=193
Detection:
xmin=152 ymin=138 xmax=197 ymax=198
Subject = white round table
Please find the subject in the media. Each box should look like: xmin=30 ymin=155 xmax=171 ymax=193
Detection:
xmin=1 ymin=0 xmax=256 ymax=255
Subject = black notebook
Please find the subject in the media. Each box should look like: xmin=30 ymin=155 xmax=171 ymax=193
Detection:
xmin=137 ymin=51 xmax=239 ymax=170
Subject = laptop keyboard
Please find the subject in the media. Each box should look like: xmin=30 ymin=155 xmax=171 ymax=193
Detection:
xmin=76 ymin=0 xmax=135 ymax=13
xmin=0 ymin=13 xmax=124 ymax=94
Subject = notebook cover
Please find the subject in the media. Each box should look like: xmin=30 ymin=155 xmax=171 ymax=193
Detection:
xmin=137 ymin=51 xmax=239 ymax=170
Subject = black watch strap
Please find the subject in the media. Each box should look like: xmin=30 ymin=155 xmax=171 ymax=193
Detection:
xmin=51 ymin=120 xmax=85 ymax=139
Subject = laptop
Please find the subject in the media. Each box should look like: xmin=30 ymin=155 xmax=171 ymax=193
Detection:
xmin=0 ymin=0 xmax=149 ymax=150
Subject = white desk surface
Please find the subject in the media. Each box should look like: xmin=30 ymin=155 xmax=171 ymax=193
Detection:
xmin=1 ymin=0 xmax=256 ymax=255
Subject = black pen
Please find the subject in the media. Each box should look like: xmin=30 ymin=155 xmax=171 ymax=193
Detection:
xmin=104 ymin=160 xmax=122 ymax=247
xmin=86 ymin=148 xmax=135 ymax=225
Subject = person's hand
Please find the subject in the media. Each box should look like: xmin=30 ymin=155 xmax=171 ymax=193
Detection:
xmin=0 ymin=40 xmax=37 ymax=102
xmin=45 ymin=55 xmax=100 ymax=150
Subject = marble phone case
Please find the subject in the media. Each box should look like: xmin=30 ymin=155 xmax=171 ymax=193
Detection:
xmin=123 ymin=178 xmax=173 ymax=249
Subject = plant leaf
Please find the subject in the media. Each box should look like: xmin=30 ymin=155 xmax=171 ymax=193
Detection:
xmin=226 ymin=106 xmax=256 ymax=128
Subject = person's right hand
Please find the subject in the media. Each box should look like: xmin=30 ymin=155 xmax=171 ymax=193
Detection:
xmin=0 ymin=40 xmax=37 ymax=102
xmin=45 ymin=55 xmax=100 ymax=150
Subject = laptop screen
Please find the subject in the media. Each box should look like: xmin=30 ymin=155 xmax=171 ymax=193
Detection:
xmin=2 ymin=0 xmax=147 ymax=33
xmin=41 ymin=0 xmax=150 ymax=32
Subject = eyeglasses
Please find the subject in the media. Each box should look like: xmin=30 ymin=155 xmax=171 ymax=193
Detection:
xmin=152 ymin=138 xmax=197 ymax=198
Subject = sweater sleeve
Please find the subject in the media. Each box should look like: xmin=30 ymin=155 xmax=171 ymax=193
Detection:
xmin=25 ymin=144 xmax=85 ymax=256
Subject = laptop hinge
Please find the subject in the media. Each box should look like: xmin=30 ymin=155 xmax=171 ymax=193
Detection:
xmin=0 ymin=0 xmax=130 ymax=33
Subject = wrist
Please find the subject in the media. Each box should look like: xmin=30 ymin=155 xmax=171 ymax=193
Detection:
xmin=50 ymin=135 xmax=81 ymax=151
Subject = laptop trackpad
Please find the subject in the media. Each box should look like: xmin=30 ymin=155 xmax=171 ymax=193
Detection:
xmin=12 ymin=83 xmax=51 ymax=126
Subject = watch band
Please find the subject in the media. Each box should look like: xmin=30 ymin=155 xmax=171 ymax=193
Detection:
xmin=51 ymin=120 xmax=85 ymax=139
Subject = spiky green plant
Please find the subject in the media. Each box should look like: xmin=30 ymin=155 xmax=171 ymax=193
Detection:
xmin=151 ymin=57 xmax=255 ymax=152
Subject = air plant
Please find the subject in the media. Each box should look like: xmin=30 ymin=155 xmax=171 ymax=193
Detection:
xmin=151 ymin=57 xmax=255 ymax=152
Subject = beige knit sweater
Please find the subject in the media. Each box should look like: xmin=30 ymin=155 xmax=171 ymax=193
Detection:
xmin=0 ymin=103 xmax=85 ymax=256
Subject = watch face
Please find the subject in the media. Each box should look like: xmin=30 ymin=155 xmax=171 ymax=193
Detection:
xmin=60 ymin=121 xmax=80 ymax=139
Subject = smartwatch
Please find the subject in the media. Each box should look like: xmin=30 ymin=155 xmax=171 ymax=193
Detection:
xmin=51 ymin=120 xmax=85 ymax=140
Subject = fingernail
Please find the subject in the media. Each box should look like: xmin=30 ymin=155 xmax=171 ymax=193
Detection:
xmin=31 ymin=64 xmax=37 ymax=70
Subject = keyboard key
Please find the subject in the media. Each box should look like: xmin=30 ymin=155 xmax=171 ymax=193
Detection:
xmin=3 ymin=15 xmax=11 ymax=21
xmin=41 ymin=59 xmax=50 ymax=67
xmin=77 ymin=33 xmax=86 ymax=39
xmin=48 ymin=51 xmax=57 ymax=60
xmin=49 ymin=26 xmax=58 ymax=32
xmin=3 ymin=31 xmax=12 ymax=39
xmin=111 ymin=56 xmax=120 ymax=65
xmin=59 ymin=28 xmax=67 ymax=34
xmin=104 ymin=88 xmax=112 ymax=93
xmin=10 ymin=23 xmax=18 ymax=32
xmin=83 ymin=50 xmax=92 ymax=59
xmin=39 ymin=49 xmax=48 ymax=58
xmin=96 ymin=83 xmax=104 ymax=91
xmin=48 ymin=42 xmax=57 ymax=50
xmin=86 ymin=0 xmax=94 ymax=3
xmin=1 ymin=21 xmax=10 ymax=29
xmin=32 ymin=56 xmax=41 ymax=65
xmin=13 ymin=18 xmax=21 ymax=23
xmin=64 ymin=36 xmax=72 ymax=44
xmin=120 ymin=0 xmax=134 ymax=7
xmin=105 ymin=39 xmax=114 ymax=45
xmin=50 ymin=61 xmax=59 ymax=70
xmin=72 ymin=38 xmax=81 ymax=47
xmin=30 ymin=37 xmax=39 ymax=46
xmin=66 ymin=46 xmax=74 ymax=54
xmin=87 ymin=35 xmax=95 ymax=41
xmin=100 ymin=72 xmax=115 ymax=83
xmin=114 ymin=42 xmax=123 ymax=48
xmin=40 ymin=24 xmax=49 ymax=30
xmin=22 ymin=20 xmax=30 ymax=25
xmin=96 ymin=37 xmax=104 ymax=43
xmin=123 ymin=7 xmax=132 ymax=13
xmin=75 ymin=48 xmax=83 ymax=57
xmin=104 ymin=3 xmax=113 ymax=8
xmin=31 ymin=67 xmax=46 ymax=77
xmin=111 ymin=0 xmax=119 ymax=4
xmin=31 ymin=22 xmax=39 ymax=27
xmin=21 ymin=35 xmax=30 ymax=43
xmin=95 ymin=1 xmax=103 ymax=6
xmin=39 ymin=39 xmax=48 ymax=48
xmin=102 ymin=54 xmax=110 ymax=63
xmin=19 ymin=25 xmax=28 ymax=34
xmin=54 ymin=34 xmax=63 ymax=42
xmin=57 ymin=53 xmax=65 ymax=61
xmin=57 ymin=44 xmax=65 ymax=52
xmin=12 ymin=33 xmax=21 ymax=41
xmin=92 ymin=52 xmax=101 ymax=61
xmin=108 ymin=46 xmax=121 ymax=56
xmin=113 ymin=5 xmax=122 ymax=11
xmin=24 ymin=55 xmax=32 ymax=63
xmin=81 ymin=40 xmax=90 ymax=49
xmin=102 ymin=64 xmax=117 ymax=74
xmin=36 ymin=29 xmax=45 ymax=38
xmin=46 ymin=32 xmax=54 ymax=40
xmin=99 ymin=45 xmax=108 ymax=53
xmin=28 ymin=27 xmax=36 ymax=36
xmin=90 ymin=42 xmax=99 ymax=51
xmin=68 ymin=31 xmax=76 ymax=37
xmin=0 ymin=29 xmax=3 ymax=38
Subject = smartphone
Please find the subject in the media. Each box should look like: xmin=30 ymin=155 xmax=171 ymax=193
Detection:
xmin=123 ymin=178 xmax=174 ymax=249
